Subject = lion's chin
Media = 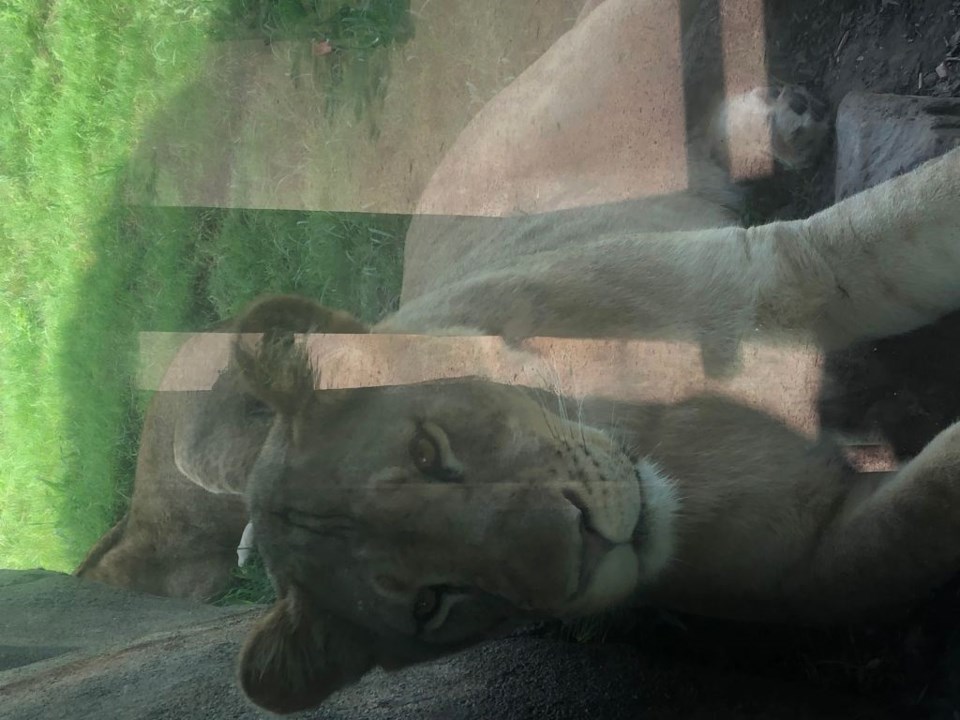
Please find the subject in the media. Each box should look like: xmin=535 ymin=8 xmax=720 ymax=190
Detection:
xmin=559 ymin=544 xmax=640 ymax=617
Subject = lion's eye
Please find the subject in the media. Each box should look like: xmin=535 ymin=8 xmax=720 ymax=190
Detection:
xmin=413 ymin=587 xmax=441 ymax=622
xmin=409 ymin=426 xmax=463 ymax=482
xmin=410 ymin=432 xmax=440 ymax=473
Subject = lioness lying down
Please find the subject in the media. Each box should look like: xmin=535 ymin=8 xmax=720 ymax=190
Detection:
xmin=76 ymin=1 xmax=960 ymax=715
xmin=229 ymin=143 xmax=960 ymax=712
xmin=82 ymin=137 xmax=951 ymax=715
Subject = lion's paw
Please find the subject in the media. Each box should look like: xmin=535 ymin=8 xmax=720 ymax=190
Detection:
xmin=767 ymin=85 xmax=830 ymax=170
xmin=710 ymin=85 xmax=830 ymax=172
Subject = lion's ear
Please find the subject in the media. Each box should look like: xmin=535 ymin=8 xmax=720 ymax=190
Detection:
xmin=238 ymin=592 xmax=375 ymax=714
xmin=232 ymin=294 xmax=367 ymax=416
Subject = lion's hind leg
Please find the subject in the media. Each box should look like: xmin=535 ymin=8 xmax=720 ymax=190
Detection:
xmin=794 ymin=422 xmax=960 ymax=620
xmin=76 ymin=527 xmax=240 ymax=602
xmin=74 ymin=513 xmax=128 ymax=577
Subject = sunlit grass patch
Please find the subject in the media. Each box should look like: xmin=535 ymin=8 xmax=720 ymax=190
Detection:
xmin=0 ymin=0 xmax=408 ymax=571
xmin=0 ymin=0 xmax=222 ymax=570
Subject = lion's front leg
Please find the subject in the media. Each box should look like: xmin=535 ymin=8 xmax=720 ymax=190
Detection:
xmin=791 ymin=421 xmax=960 ymax=620
xmin=748 ymin=145 xmax=960 ymax=350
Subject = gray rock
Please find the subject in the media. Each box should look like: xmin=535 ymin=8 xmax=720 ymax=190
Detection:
xmin=0 ymin=569 xmax=249 ymax=663
xmin=0 ymin=571 xmax=895 ymax=720
xmin=0 ymin=569 xmax=260 ymax=720
xmin=835 ymin=91 xmax=960 ymax=201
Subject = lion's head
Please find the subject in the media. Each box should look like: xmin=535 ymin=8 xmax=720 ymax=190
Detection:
xmin=232 ymin=295 xmax=674 ymax=714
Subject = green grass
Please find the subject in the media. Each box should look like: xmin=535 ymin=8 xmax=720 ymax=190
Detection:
xmin=212 ymin=0 xmax=414 ymax=135
xmin=0 ymin=0 xmax=223 ymax=571
xmin=212 ymin=551 xmax=277 ymax=606
xmin=0 ymin=0 xmax=409 ymax=572
xmin=200 ymin=209 xmax=406 ymax=322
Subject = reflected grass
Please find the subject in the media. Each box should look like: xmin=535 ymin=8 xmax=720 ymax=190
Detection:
xmin=0 ymin=0 xmax=222 ymax=570
xmin=0 ymin=0 xmax=408 ymax=571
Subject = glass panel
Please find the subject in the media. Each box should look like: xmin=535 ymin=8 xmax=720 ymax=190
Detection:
xmin=3 ymin=1 xmax=959 ymax=717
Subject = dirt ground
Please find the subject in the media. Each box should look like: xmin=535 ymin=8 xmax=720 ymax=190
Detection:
xmin=132 ymin=0 xmax=585 ymax=213
xmin=744 ymin=1 xmax=960 ymax=488
xmin=765 ymin=0 xmax=960 ymax=213
xmin=769 ymin=0 xmax=960 ymax=105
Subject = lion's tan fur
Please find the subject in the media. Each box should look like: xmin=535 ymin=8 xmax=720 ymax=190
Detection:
xmin=74 ymin=352 xmax=255 ymax=600
xmin=74 ymin=301 xmax=365 ymax=601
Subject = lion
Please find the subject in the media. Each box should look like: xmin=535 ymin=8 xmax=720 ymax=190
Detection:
xmin=73 ymin=321 xmax=253 ymax=600
xmin=225 ymin=130 xmax=960 ymax=707
xmin=75 ymin=0 xmax=831 ymax=605
xmin=71 ymin=0 xmax=960 ymax=714
xmin=229 ymin=141 xmax=960 ymax=713
xmin=223 ymin=0 xmax=960 ymax=701
xmin=73 ymin=303 xmax=366 ymax=601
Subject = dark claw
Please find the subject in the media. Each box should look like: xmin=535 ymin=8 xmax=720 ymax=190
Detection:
xmin=808 ymin=96 xmax=829 ymax=122
xmin=788 ymin=92 xmax=809 ymax=116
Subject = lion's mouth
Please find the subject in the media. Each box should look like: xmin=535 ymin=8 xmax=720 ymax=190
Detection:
xmin=562 ymin=488 xmax=617 ymax=597
xmin=558 ymin=460 xmax=647 ymax=608
xmin=576 ymin=522 xmax=617 ymax=595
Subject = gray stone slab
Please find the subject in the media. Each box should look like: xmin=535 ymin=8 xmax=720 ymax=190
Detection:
xmin=835 ymin=91 xmax=960 ymax=202
xmin=0 ymin=571 xmax=895 ymax=720
xmin=0 ymin=569 xmax=249 ymax=664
